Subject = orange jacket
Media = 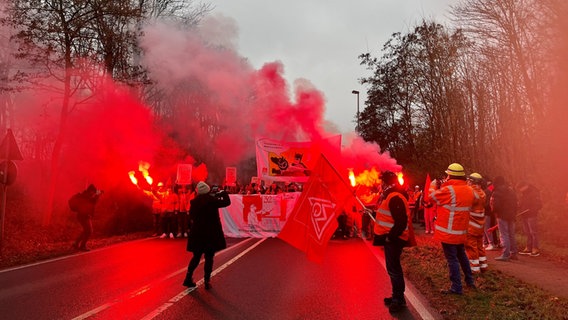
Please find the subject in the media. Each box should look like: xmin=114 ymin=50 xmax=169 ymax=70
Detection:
xmin=468 ymin=184 xmax=486 ymax=236
xmin=373 ymin=191 xmax=410 ymax=241
xmin=162 ymin=190 xmax=179 ymax=213
xmin=178 ymin=191 xmax=193 ymax=212
xmin=431 ymin=179 xmax=474 ymax=244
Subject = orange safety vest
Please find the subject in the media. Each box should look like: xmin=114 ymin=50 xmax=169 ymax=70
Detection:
xmin=413 ymin=190 xmax=422 ymax=203
xmin=373 ymin=192 xmax=410 ymax=241
xmin=162 ymin=190 xmax=179 ymax=212
xmin=432 ymin=179 xmax=474 ymax=244
xmin=178 ymin=191 xmax=193 ymax=212
xmin=468 ymin=184 xmax=486 ymax=236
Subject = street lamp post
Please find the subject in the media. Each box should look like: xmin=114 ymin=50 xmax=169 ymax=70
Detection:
xmin=351 ymin=90 xmax=360 ymax=132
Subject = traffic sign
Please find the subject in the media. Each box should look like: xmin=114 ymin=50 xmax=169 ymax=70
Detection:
xmin=0 ymin=160 xmax=17 ymax=185
xmin=0 ymin=129 xmax=23 ymax=160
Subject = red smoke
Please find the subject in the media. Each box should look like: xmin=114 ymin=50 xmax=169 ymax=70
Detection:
xmin=61 ymin=80 xmax=163 ymax=192
xmin=12 ymin=15 xmax=400 ymax=223
xmin=138 ymin=17 xmax=401 ymax=182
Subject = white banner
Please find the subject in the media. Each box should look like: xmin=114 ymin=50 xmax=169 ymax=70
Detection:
xmin=220 ymin=193 xmax=301 ymax=238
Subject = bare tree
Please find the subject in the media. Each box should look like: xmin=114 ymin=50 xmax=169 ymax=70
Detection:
xmin=451 ymin=0 xmax=552 ymax=179
xmin=0 ymin=0 xmax=211 ymax=225
xmin=0 ymin=17 xmax=14 ymax=133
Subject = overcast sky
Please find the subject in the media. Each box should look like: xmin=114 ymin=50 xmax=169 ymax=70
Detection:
xmin=209 ymin=0 xmax=455 ymax=134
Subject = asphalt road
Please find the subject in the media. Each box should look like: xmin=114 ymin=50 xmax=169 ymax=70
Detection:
xmin=0 ymin=236 xmax=431 ymax=320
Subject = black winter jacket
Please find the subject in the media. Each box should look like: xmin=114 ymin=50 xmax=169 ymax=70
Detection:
xmin=186 ymin=191 xmax=231 ymax=253
xmin=491 ymin=185 xmax=518 ymax=221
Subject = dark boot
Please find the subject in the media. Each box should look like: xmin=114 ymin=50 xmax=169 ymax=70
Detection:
xmin=205 ymin=278 xmax=212 ymax=290
xmin=182 ymin=273 xmax=196 ymax=288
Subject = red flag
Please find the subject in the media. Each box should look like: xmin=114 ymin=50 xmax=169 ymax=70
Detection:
xmin=422 ymin=173 xmax=432 ymax=204
xmin=278 ymin=154 xmax=355 ymax=263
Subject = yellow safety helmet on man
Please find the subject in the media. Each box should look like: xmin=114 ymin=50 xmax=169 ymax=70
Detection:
xmin=445 ymin=163 xmax=466 ymax=177
xmin=468 ymin=172 xmax=483 ymax=182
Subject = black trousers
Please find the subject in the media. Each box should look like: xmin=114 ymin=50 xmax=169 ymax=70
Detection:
xmin=186 ymin=250 xmax=215 ymax=282
xmin=75 ymin=215 xmax=92 ymax=249
xmin=384 ymin=241 xmax=405 ymax=304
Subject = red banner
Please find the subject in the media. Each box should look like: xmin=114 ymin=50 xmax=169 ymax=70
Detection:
xmin=278 ymin=154 xmax=355 ymax=262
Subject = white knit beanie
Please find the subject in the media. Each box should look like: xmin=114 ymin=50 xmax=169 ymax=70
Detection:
xmin=196 ymin=181 xmax=211 ymax=195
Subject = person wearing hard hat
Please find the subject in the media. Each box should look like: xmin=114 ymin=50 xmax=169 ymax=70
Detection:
xmin=430 ymin=163 xmax=476 ymax=294
xmin=466 ymin=173 xmax=488 ymax=273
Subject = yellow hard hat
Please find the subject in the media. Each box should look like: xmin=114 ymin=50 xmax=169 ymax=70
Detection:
xmin=469 ymin=172 xmax=483 ymax=180
xmin=445 ymin=163 xmax=465 ymax=177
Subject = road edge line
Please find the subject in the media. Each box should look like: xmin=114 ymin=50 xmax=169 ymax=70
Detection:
xmin=363 ymin=239 xmax=440 ymax=320
xmin=0 ymin=237 xmax=154 ymax=273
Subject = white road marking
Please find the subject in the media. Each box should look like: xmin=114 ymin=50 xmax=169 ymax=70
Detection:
xmin=0 ymin=238 xmax=154 ymax=273
xmin=72 ymin=303 xmax=114 ymax=320
xmin=71 ymin=237 xmax=261 ymax=320
xmin=140 ymin=237 xmax=267 ymax=320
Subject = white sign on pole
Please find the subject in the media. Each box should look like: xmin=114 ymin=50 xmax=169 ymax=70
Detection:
xmin=226 ymin=167 xmax=237 ymax=186
xmin=176 ymin=164 xmax=192 ymax=185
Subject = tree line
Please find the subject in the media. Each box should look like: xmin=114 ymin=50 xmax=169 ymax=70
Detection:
xmin=357 ymin=0 xmax=568 ymax=239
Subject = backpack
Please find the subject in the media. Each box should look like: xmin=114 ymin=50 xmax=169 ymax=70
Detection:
xmin=68 ymin=193 xmax=82 ymax=212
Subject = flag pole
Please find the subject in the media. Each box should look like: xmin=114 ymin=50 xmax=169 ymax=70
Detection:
xmin=354 ymin=195 xmax=377 ymax=223
xmin=319 ymin=153 xmax=377 ymax=223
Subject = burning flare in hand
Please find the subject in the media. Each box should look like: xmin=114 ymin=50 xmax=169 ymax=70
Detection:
xmin=348 ymin=168 xmax=356 ymax=187
xmin=128 ymin=161 xmax=154 ymax=190
xmin=397 ymin=172 xmax=404 ymax=186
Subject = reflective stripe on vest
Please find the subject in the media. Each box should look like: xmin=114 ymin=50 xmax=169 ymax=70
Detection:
xmin=469 ymin=220 xmax=483 ymax=229
xmin=470 ymin=211 xmax=484 ymax=218
xmin=435 ymin=224 xmax=467 ymax=235
xmin=468 ymin=185 xmax=487 ymax=235
xmin=377 ymin=220 xmax=395 ymax=228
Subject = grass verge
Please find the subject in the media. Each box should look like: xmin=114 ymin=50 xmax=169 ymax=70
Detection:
xmin=402 ymin=236 xmax=568 ymax=319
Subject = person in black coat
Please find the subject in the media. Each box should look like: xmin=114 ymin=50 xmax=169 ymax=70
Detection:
xmin=491 ymin=176 xmax=518 ymax=261
xmin=71 ymin=184 xmax=102 ymax=251
xmin=517 ymin=182 xmax=542 ymax=256
xmin=183 ymin=181 xmax=231 ymax=290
